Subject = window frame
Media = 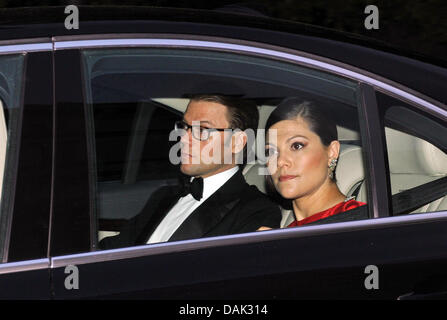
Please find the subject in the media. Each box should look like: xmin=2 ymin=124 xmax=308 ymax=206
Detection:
xmin=357 ymin=84 xmax=391 ymax=218
xmin=0 ymin=50 xmax=28 ymax=263
xmin=0 ymin=40 xmax=53 ymax=278
xmin=377 ymin=91 xmax=447 ymax=216
xmin=50 ymin=49 xmax=93 ymax=257
xmin=50 ymin=34 xmax=447 ymax=268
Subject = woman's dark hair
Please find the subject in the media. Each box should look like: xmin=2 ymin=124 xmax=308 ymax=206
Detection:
xmin=266 ymin=98 xmax=338 ymax=146
xmin=265 ymin=98 xmax=339 ymax=208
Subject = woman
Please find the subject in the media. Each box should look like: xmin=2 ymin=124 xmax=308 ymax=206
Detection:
xmin=261 ymin=98 xmax=365 ymax=228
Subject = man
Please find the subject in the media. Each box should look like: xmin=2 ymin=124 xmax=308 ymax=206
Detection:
xmin=99 ymin=95 xmax=281 ymax=249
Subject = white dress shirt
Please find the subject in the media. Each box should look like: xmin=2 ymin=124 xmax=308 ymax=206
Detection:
xmin=147 ymin=166 xmax=239 ymax=244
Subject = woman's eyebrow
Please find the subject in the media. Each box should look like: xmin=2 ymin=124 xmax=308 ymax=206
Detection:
xmin=286 ymin=134 xmax=308 ymax=142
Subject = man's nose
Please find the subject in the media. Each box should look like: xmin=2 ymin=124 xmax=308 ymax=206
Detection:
xmin=180 ymin=127 xmax=192 ymax=144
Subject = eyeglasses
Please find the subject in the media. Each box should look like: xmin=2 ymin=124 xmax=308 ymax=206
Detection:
xmin=174 ymin=120 xmax=231 ymax=141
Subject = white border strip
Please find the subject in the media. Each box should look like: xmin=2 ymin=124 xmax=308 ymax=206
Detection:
xmin=54 ymin=38 xmax=447 ymax=118
xmin=0 ymin=43 xmax=52 ymax=54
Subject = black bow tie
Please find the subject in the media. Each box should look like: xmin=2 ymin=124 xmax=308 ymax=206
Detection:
xmin=180 ymin=177 xmax=204 ymax=201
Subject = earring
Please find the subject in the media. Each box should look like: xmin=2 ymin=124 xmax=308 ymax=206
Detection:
xmin=328 ymin=158 xmax=337 ymax=178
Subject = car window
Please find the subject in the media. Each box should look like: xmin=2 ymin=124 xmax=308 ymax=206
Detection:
xmin=94 ymin=100 xmax=182 ymax=241
xmin=377 ymin=92 xmax=447 ymax=216
xmin=0 ymin=53 xmax=25 ymax=262
xmin=79 ymin=47 xmax=371 ymax=251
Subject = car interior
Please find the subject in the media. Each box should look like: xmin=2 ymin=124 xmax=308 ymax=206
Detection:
xmin=385 ymin=127 xmax=447 ymax=212
xmin=95 ymin=95 xmax=447 ymax=241
xmin=84 ymin=48 xmax=364 ymax=241
xmin=96 ymin=97 xmax=366 ymax=238
xmin=75 ymin=48 xmax=447 ymax=243
xmin=1 ymin=57 xmax=446 ymax=246
xmin=0 ymin=61 xmax=445 ymax=247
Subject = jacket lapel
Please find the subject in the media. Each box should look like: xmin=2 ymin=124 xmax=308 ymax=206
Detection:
xmin=135 ymin=185 xmax=183 ymax=244
xmin=168 ymin=170 xmax=246 ymax=242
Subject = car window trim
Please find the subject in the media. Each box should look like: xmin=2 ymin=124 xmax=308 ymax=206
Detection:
xmin=357 ymin=84 xmax=391 ymax=218
xmin=51 ymin=209 xmax=447 ymax=268
xmin=52 ymin=35 xmax=446 ymax=120
xmin=0 ymin=258 xmax=49 ymax=275
xmin=3 ymin=51 xmax=54 ymax=263
xmin=79 ymin=51 xmax=98 ymax=251
xmin=0 ymin=42 xmax=53 ymax=55
xmin=0 ymin=39 xmax=53 ymax=262
xmin=51 ymin=49 xmax=93 ymax=256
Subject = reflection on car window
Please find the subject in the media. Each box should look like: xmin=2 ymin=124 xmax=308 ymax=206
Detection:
xmin=80 ymin=47 xmax=370 ymax=251
xmin=0 ymin=99 xmax=7 ymax=200
xmin=378 ymin=92 xmax=447 ymax=215
xmin=0 ymin=54 xmax=25 ymax=262
xmin=94 ymin=101 xmax=182 ymax=240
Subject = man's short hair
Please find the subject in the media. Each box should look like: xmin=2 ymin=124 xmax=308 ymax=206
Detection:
xmin=189 ymin=94 xmax=259 ymax=165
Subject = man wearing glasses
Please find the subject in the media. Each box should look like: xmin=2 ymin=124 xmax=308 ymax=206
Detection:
xmin=100 ymin=94 xmax=281 ymax=249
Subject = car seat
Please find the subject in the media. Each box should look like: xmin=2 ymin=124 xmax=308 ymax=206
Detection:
xmin=385 ymin=128 xmax=447 ymax=213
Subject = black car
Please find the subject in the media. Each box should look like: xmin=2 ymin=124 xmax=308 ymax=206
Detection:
xmin=0 ymin=6 xmax=446 ymax=300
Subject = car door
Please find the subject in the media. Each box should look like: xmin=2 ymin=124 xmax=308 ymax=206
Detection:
xmin=0 ymin=41 xmax=53 ymax=299
xmin=48 ymin=34 xmax=447 ymax=300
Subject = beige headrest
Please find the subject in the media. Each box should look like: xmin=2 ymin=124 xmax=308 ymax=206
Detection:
xmin=335 ymin=144 xmax=365 ymax=196
xmin=386 ymin=128 xmax=447 ymax=176
xmin=242 ymin=162 xmax=267 ymax=194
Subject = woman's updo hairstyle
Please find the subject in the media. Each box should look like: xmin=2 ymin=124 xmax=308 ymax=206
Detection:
xmin=266 ymin=98 xmax=338 ymax=147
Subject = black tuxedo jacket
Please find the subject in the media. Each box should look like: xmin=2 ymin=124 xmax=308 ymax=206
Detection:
xmin=99 ymin=170 xmax=281 ymax=249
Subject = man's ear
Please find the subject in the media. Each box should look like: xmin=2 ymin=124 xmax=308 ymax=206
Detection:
xmin=231 ymin=130 xmax=247 ymax=155
xmin=327 ymin=140 xmax=340 ymax=164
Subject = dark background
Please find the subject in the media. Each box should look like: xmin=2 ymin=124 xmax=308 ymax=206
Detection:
xmin=0 ymin=0 xmax=446 ymax=64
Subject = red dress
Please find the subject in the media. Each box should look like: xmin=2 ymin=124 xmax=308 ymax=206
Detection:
xmin=287 ymin=199 xmax=366 ymax=227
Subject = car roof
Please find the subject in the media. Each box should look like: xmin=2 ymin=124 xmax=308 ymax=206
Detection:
xmin=0 ymin=6 xmax=446 ymax=106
